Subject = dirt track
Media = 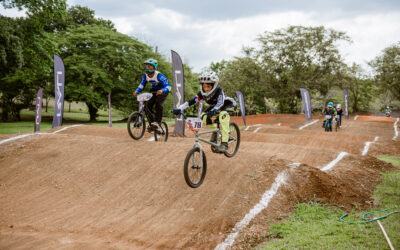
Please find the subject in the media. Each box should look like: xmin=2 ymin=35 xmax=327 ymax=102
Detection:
xmin=0 ymin=115 xmax=398 ymax=249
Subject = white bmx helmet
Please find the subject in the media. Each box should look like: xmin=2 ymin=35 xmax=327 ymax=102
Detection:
xmin=336 ymin=104 xmax=341 ymax=109
xmin=198 ymin=71 xmax=219 ymax=98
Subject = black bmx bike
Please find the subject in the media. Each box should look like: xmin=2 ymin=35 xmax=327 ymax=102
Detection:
xmin=127 ymin=93 xmax=168 ymax=142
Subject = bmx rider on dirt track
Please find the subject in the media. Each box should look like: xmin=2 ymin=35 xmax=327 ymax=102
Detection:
xmin=173 ymin=71 xmax=236 ymax=152
xmin=133 ymin=58 xmax=171 ymax=132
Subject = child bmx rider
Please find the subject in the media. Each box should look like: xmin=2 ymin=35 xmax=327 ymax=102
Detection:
xmin=172 ymin=71 xmax=236 ymax=152
xmin=133 ymin=58 xmax=171 ymax=131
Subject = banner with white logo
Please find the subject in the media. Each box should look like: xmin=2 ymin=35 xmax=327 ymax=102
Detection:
xmin=52 ymin=55 xmax=65 ymax=128
xmin=171 ymin=50 xmax=185 ymax=136
xmin=343 ymin=88 xmax=349 ymax=118
xmin=235 ymin=91 xmax=246 ymax=126
xmin=34 ymin=88 xmax=43 ymax=133
xmin=300 ymin=88 xmax=312 ymax=120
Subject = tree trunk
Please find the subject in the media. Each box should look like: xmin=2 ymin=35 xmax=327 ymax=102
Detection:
xmin=87 ymin=103 xmax=98 ymax=122
xmin=45 ymin=97 xmax=49 ymax=113
xmin=1 ymin=97 xmax=11 ymax=121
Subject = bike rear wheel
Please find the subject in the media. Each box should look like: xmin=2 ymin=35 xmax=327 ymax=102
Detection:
xmin=224 ymin=122 xmax=241 ymax=158
xmin=154 ymin=121 xmax=169 ymax=142
xmin=184 ymin=147 xmax=207 ymax=188
xmin=127 ymin=112 xmax=145 ymax=140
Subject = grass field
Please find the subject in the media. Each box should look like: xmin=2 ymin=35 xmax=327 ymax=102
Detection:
xmin=1 ymin=104 xmax=176 ymax=134
xmin=258 ymin=156 xmax=400 ymax=250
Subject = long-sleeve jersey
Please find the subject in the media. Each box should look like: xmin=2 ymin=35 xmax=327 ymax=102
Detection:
xmin=135 ymin=71 xmax=171 ymax=94
xmin=187 ymin=87 xmax=235 ymax=112
xmin=323 ymin=107 xmax=337 ymax=118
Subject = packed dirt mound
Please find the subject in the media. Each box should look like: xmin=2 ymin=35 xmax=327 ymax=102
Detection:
xmin=357 ymin=115 xmax=394 ymax=123
xmin=0 ymin=127 xmax=291 ymax=249
xmin=231 ymin=114 xmax=306 ymax=127
xmin=230 ymin=156 xmax=395 ymax=249
xmin=0 ymin=114 xmax=397 ymax=249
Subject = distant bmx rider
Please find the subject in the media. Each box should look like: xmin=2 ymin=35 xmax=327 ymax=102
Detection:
xmin=133 ymin=58 xmax=171 ymax=131
xmin=336 ymin=104 xmax=343 ymax=127
xmin=322 ymin=101 xmax=337 ymax=130
xmin=172 ymin=71 xmax=236 ymax=152
xmin=385 ymin=106 xmax=391 ymax=117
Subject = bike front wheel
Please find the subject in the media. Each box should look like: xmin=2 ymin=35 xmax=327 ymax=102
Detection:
xmin=224 ymin=122 xmax=241 ymax=158
xmin=127 ymin=112 xmax=145 ymax=140
xmin=154 ymin=121 xmax=169 ymax=142
xmin=184 ymin=147 xmax=207 ymax=188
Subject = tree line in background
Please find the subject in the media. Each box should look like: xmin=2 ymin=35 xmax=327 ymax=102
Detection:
xmin=1 ymin=0 xmax=399 ymax=121
xmin=0 ymin=0 xmax=199 ymax=121
xmin=212 ymin=26 xmax=400 ymax=115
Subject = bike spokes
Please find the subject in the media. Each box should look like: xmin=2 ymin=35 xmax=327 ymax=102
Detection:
xmin=224 ymin=123 xmax=241 ymax=157
xmin=154 ymin=122 xmax=169 ymax=142
xmin=127 ymin=112 xmax=146 ymax=140
xmin=184 ymin=147 xmax=207 ymax=188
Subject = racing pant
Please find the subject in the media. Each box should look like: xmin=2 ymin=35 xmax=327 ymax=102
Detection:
xmin=202 ymin=111 xmax=230 ymax=143
xmin=147 ymin=93 xmax=168 ymax=123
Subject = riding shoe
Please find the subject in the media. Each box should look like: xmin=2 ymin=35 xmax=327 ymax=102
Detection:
xmin=151 ymin=122 xmax=163 ymax=133
xmin=216 ymin=142 xmax=228 ymax=153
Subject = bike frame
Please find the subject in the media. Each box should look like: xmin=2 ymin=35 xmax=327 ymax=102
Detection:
xmin=137 ymin=93 xmax=158 ymax=129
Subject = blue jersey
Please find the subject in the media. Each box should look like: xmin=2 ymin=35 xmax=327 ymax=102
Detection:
xmin=135 ymin=71 xmax=171 ymax=94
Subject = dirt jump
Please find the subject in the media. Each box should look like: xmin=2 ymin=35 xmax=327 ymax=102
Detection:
xmin=0 ymin=114 xmax=398 ymax=249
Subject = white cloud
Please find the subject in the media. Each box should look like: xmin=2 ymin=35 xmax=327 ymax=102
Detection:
xmin=0 ymin=5 xmax=26 ymax=17
xmin=2 ymin=1 xmax=399 ymax=72
xmin=104 ymin=8 xmax=400 ymax=71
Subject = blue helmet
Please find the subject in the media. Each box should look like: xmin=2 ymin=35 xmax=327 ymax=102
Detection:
xmin=144 ymin=58 xmax=158 ymax=74
xmin=327 ymin=101 xmax=334 ymax=108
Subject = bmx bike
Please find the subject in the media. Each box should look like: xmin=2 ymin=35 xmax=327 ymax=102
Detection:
xmin=127 ymin=93 xmax=168 ymax=142
xmin=176 ymin=104 xmax=240 ymax=188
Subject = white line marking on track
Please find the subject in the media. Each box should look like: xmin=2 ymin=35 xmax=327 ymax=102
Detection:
xmin=393 ymin=118 xmax=399 ymax=140
xmin=215 ymin=171 xmax=288 ymax=250
xmin=244 ymin=124 xmax=262 ymax=131
xmin=0 ymin=124 xmax=84 ymax=145
xmin=253 ymin=127 xmax=262 ymax=133
xmin=361 ymin=136 xmax=379 ymax=156
xmin=321 ymin=151 xmax=349 ymax=172
xmin=288 ymin=162 xmax=301 ymax=168
xmin=52 ymin=124 xmax=83 ymax=134
xmin=354 ymin=115 xmax=359 ymax=121
xmin=298 ymin=119 xmax=319 ymax=130
xmin=0 ymin=134 xmax=33 ymax=145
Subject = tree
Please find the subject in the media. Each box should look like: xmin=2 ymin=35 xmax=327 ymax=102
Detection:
xmin=219 ymin=57 xmax=265 ymax=114
xmin=370 ymin=42 xmax=400 ymax=102
xmin=58 ymin=24 xmax=160 ymax=121
xmin=0 ymin=0 xmax=66 ymax=121
xmin=254 ymin=26 xmax=350 ymax=113
xmin=343 ymin=64 xmax=375 ymax=112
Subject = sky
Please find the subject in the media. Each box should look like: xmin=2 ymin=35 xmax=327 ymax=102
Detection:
xmin=1 ymin=0 xmax=400 ymax=72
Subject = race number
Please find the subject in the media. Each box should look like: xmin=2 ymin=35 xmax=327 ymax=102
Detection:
xmin=186 ymin=117 xmax=202 ymax=131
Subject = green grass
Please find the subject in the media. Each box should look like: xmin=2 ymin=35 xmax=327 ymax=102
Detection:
xmin=377 ymin=155 xmax=400 ymax=167
xmin=258 ymin=156 xmax=400 ymax=250
xmin=1 ymin=106 xmax=177 ymax=134
xmin=0 ymin=121 xmax=53 ymax=134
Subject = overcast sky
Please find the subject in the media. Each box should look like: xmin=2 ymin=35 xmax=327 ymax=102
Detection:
xmin=2 ymin=0 xmax=400 ymax=71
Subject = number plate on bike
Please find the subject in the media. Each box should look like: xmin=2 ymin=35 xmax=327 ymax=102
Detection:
xmin=325 ymin=115 xmax=332 ymax=119
xmin=186 ymin=118 xmax=203 ymax=131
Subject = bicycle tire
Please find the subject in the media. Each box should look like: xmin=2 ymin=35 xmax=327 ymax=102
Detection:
xmin=224 ymin=122 xmax=241 ymax=158
xmin=127 ymin=112 xmax=145 ymax=140
xmin=154 ymin=121 xmax=169 ymax=142
xmin=184 ymin=147 xmax=207 ymax=188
